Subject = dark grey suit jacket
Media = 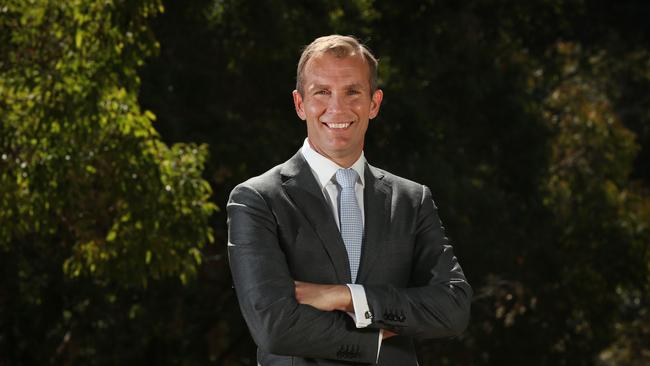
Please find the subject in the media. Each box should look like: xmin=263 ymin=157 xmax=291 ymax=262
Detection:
xmin=227 ymin=151 xmax=472 ymax=365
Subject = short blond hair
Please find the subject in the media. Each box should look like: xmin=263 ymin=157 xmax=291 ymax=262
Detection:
xmin=296 ymin=35 xmax=379 ymax=95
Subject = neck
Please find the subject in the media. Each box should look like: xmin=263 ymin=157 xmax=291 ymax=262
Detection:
xmin=307 ymin=139 xmax=361 ymax=168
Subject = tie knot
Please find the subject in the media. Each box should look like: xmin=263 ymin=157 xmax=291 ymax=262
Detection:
xmin=336 ymin=168 xmax=359 ymax=189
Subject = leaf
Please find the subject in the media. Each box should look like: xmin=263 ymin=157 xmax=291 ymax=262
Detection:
xmin=106 ymin=230 xmax=117 ymax=242
xmin=75 ymin=30 xmax=83 ymax=48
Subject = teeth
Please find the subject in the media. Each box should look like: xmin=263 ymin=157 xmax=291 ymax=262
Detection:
xmin=326 ymin=123 xmax=351 ymax=129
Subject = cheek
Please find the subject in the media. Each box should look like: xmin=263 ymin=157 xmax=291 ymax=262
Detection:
xmin=305 ymin=101 xmax=325 ymax=118
xmin=350 ymin=102 xmax=370 ymax=117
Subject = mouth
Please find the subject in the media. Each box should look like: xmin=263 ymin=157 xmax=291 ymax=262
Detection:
xmin=322 ymin=122 xmax=353 ymax=129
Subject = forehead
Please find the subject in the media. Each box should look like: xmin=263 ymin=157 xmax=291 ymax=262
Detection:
xmin=303 ymin=53 xmax=370 ymax=88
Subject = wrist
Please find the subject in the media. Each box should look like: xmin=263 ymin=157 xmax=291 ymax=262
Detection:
xmin=337 ymin=285 xmax=353 ymax=312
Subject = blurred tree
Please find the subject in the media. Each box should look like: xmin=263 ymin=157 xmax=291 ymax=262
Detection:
xmin=365 ymin=2 xmax=649 ymax=365
xmin=0 ymin=0 xmax=646 ymax=365
xmin=135 ymin=0 xmax=650 ymax=365
xmin=0 ymin=0 xmax=215 ymax=364
xmin=138 ymin=1 xmax=385 ymax=363
xmin=138 ymin=1 xmax=649 ymax=365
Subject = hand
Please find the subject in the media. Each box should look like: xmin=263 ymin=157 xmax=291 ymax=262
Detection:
xmin=294 ymin=281 xmax=353 ymax=312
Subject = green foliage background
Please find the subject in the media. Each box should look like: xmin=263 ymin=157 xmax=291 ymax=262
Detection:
xmin=1 ymin=0 xmax=649 ymax=365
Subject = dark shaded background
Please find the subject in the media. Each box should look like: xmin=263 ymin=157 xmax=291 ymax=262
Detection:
xmin=139 ymin=1 xmax=650 ymax=364
xmin=2 ymin=0 xmax=649 ymax=365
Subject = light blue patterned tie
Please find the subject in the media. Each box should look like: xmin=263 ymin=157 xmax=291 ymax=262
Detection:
xmin=336 ymin=168 xmax=363 ymax=283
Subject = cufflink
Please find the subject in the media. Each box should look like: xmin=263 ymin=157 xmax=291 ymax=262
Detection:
xmin=364 ymin=311 xmax=373 ymax=319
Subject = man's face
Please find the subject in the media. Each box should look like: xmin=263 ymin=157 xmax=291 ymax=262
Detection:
xmin=293 ymin=53 xmax=383 ymax=167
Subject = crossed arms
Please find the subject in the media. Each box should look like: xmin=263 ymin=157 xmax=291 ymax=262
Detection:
xmin=227 ymin=183 xmax=472 ymax=363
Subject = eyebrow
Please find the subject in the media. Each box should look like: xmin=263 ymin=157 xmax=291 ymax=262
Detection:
xmin=309 ymin=83 xmax=365 ymax=90
xmin=345 ymin=83 xmax=364 ymax=90
xmin=310 ymin=83 xmax=330 ymax=90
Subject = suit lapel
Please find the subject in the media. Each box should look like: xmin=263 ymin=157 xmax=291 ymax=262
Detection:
xmin=281 ymin=152 xmax=352 ymax=283
xmin=357 ymin=164 xmax=392 ymax=283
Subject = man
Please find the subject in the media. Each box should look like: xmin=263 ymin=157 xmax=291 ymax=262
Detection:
xmin=227 ymin=35 xmax=472 ymax=365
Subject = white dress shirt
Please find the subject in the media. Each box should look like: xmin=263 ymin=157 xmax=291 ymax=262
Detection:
xmin=301 ymin=138 xmax=383 ymax=358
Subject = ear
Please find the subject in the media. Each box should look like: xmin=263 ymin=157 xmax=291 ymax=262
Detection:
xmin=292 ymin=90 xmax=307 ymax=120
xmin=369 ymin=89 xmax=383 ymax=119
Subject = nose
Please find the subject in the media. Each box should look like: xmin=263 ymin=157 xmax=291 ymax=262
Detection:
xmin=326 ymin=93 xmax=345 ymax=113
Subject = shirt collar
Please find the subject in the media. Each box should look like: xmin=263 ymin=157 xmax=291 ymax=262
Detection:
xmin=301 ymin=138 xmax=366 ymax=190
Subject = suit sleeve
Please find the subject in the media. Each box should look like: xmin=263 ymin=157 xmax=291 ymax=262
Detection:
xmin=363 ymin=185 xmax=473 ymax=338
xmin=227 ymin=184 xmax=380 ymax=363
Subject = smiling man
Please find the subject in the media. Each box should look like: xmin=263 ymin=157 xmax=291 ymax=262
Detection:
xmin=227 ymin=35 xmax=472 ymax=365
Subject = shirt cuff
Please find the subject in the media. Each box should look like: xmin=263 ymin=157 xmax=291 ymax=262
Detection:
xmin=377 ymin=329 xmax=383 ymax=362
xmin=345 ymin=284 xmax=373 ymax=328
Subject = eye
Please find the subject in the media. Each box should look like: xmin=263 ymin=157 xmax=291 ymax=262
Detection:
xmin=347 ymin=89 xmax=361 ymax=96
xmin=315 ymin=89 xmax=330 ymax=96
